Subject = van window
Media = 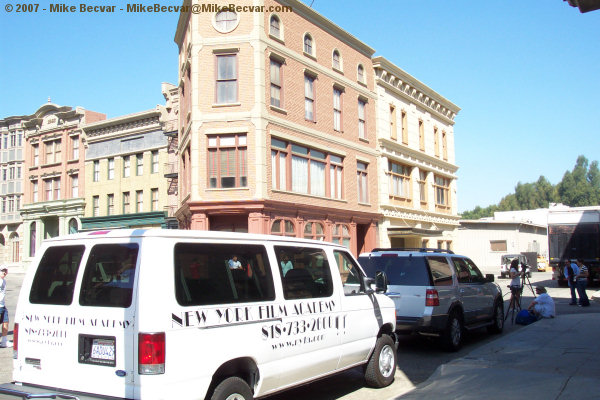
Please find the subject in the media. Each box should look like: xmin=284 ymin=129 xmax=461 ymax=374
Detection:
xmin=79 ymin=243 xmax=139 ymax=308
xmin=333 ymin=250 xmax=366 ymax=295
xmin=426 ymin=256 xmax=453 ymax=286
xmin=174 ymin=243 xmax=275 ymax=306
xmin=358 ymin=255 xmax=431 ymax=286
xmin=29 ymin=245 xmax=85 ymax=305
xmin=275 ymin=246 xmax=333 ymax=299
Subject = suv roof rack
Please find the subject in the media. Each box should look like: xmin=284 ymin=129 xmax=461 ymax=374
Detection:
xmin=370 ymin=247 xmax=455 ymax=254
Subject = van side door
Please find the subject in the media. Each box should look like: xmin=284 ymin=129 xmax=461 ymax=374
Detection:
xmin=332 ymin=250 xmax=380 ymax=368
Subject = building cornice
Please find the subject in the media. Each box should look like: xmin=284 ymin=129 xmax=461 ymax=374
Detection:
xmin=379 ymin=138 xmax=459 ymax=176
xmin=382 ymin=205 xmax=461 ymax=225
xmin=373 ymin=56 xmax=460 ymax=124
xmin=83 ymin=110 xmax=161 ymax=140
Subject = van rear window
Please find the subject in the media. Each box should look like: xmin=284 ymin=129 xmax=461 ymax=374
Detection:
xmin=79 ymin=243 xmax=138 ymax=308
xmin=30 ymin=245 xmax=85 ymax=305
xmin=174 ymin=243 xmax=275 ymax=306
xmin=358 ymin=255 xmax=431 ymax=286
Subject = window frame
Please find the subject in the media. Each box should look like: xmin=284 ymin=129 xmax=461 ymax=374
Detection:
xmin=207 ymin=134 xmax=248 ymax=189
xmin=215 ymin=53 xmax=238 ymax=104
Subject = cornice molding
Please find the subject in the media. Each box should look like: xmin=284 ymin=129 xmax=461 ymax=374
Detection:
xmin=84 ymin=113 xmax=161 ymax=139
xmin=379 ymin=138 xmax=459 ymax=176
xmin=381 ymin=206 xmax=461 ymax=225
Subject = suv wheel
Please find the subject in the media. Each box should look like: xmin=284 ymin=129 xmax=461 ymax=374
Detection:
xmin=487 ymin=300 xmax=504 ymax=334
xmin=442 ymin=311 xmax=463 ymax=352
xmin=364 ymin=335 xmax=397 ymax=387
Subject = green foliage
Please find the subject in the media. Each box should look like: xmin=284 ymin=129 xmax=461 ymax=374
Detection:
xmin=461 ymin=155 xmax=598 ymax=219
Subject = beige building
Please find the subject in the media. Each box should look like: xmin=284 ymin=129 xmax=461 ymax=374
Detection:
xmin=373 ymin=57 xmax=461 ymax=249
xmin=81 ymin=108 xmax=172 ymax=230
xmin=173 ymin=0 xmax=381 ymax=254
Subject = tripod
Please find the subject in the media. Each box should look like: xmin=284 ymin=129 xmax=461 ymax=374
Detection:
xmin=504 ymin=272 xmax=536 ymax=324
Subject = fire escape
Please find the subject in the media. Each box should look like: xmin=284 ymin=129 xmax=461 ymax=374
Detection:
xmin=164 ymin=129 xmax=179 ymax=229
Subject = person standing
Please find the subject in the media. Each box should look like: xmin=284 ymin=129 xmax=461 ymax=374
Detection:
xmin=563 ymin=260 xmax=579 ymax=305
xmin=0 ymin=267 xmax=12 ymax=348
xmin=508 ymin=258 xmax=522 ymax=305
xmin=575 ymin=259 xmax=590 ymax=307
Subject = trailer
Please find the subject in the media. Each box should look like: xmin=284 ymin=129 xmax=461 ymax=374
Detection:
xmin=548 ymin=207 xmax=600 ymax=286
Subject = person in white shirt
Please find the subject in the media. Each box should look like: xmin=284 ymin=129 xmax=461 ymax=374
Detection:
xmin=0 ymin=267 xmax=12 ymax=348
xmin=528 ymin=286 xmax=555 ymax=319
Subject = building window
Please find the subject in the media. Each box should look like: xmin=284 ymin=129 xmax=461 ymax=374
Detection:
xmin=44 ymin=179 xmax=53 ymax=201
xmin=108 ymin=158 xmax=115 ymax=180
xmin=332 ymin=223 xmax=351 ymax=248
xmin=304 ymin=74 xmax=315 ymax=121
xmin=214 ymin=10 xmax=238 ymax=32
xmin=151 ymin=188 xmax=159 ymax=211
xmin=419 ymin=120 xmax=425 ymax=151
xmin=44 ymin=140 xmax=61 ymax=164
xmin=29 ymin=222 xmax=36 ymax=257
xmin=69 ymin=218 xmax=78 ymax=234
xmin=136 ymin=190 xmax=143 ymax=212
xmin=390 ymin=105 xmax=397 ymax=140
xmin=304 ymin=221 xmax=325 ymax=241
xmin=54 ymin=178 xmax=60 ymax=200
xmin=357 ymin=64 xmax=365 ymax=83
xmin=401 ymin=110 xmax=408 ymax=144
xmin=107 ymin=194 xmax=114 ymax=215
xmin=71 ymin=175 xmax=78 ymax=197
xmin=93 ymin=160 xmax=100 ymax=182
xmin=434 ymin=127 xmax=440 ymax=157
xmin=329 ymin=155 xmax=343 ymax=200
xmin=136 ymin=153 xmax=143 ymax=176
xmin=388 ymin=161 xmax=411 ymax=198
xmin=123 ymin=192 xmax=130 ymax=214
xmin=151 ymin=150 xmax=159 ymax=173
xmin=123 ymin=155 xmax=130 ymax=177
xmin=442 ymin=131 xmax=448 ymax=160
xmin=16 ymin=166 xmax=21 ymax=179
xmin=271 ymin=138 xmax=287 ymax=191
xmin=358 ymin=100 xmax=366 ymax=140
xmin=357 ymin=161 xmax=368 ymax=203
xmin=32 ymin=181 xmax=38 ymax=202
xmin=269 ymin=15 xmax=281 ymax=38
xmin=216 ymin=54 xmax=237 ymax=104
xmin=490 ymin=240 xmax=508 ymax=252
xmin=71 ymin=136 xmax=79 ymax=160
xmin=270 ymin=59 xmax=282 ymax=108
xmin=333 ymin=88 xmax=342 ymax=132
xmin=418 ymin=170 xmax=427 ymax=203
xmin=292 ymin=145 xmax=325 ymax=197
xmin=33 ymin=144 xmax=39 ymax=166
xmin=93 ymin=196 xmax=99 ymax=217
xmin=208 ymin=134 xmax=247 ymax=188
xmin=271 ymin=219 xmax=295 ymax=237
xmin=1 ymin=198 xmax=5 ymax=213
xmin=303 ymin=33 xmax=313 ymax=55
xmin=434 ymin=175 xmax=450 ymax=206
xmin=332 ymin=50 xmax=341 ymax=70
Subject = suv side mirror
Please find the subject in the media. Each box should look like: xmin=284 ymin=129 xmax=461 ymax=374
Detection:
xmin=485 ymin=274 xmax=495 ymax=283
xmin=375 ymin=271 xmax=389 ymax=293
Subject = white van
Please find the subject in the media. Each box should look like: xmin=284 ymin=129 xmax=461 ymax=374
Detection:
xmin=1 ymin=229 xmax=397 ymax=400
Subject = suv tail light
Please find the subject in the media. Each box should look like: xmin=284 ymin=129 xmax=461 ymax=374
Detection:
xmin=426 ymin=289 xmax=439 ymax=307
xmin=13 ymin=323 xmax=18 ymax=358
xmin=138 ymin=332 xmax=165 ymax=375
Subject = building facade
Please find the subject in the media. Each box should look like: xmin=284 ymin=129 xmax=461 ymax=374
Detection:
xmin=80 ymin=109 xmax=171 ymax=230
xmin=20 ymin=103 xmax=106 ymax=265
xmin=173 ymin=0 xmax=381 ymax=254
xmin=0 ymin=116 xmax=25 ymax=266
xmin=373 ymin=57 xmax=461 ymax=250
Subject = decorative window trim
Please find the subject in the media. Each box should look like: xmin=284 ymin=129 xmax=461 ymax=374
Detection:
xmin=332 ymin=49 xmax=343 ymax=73
xmin=212 ymin=10 xmax=240 ymax=33
xmin=303 ymin=32 xmax=316 ymax=59
xmin=213 ymin=47 xmax=240 ymax=55
xmin=268 ymin=13 xmax=284 ymax=42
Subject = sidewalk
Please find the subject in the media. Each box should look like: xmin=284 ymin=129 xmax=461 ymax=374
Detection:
xmin=396 ymin=312 xmax=600 ymax=400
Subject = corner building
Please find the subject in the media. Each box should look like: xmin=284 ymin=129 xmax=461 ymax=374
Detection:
xmin=174 ymin=0 xmax=380 ymax=254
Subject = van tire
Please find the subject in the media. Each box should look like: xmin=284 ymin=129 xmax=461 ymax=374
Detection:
xmin=364 ymin=335 xmax=396 ymax=388
xmin=442 ymin=310 xmax=463 ymax=352
xmin=211 ymin=377 xmax=253 ymax=400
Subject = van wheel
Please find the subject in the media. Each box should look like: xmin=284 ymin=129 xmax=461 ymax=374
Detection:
xmin=211 ymin=377 xmax=253 ymax=400
xmin=442 ymin=311 xmax=463 ymax=352
xmin=364 ymin=335 xmax=396 ymax=388
xmin=487 ymin=300 xmax=504 ymax=334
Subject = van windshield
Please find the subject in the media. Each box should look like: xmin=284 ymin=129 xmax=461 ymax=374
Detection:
xmin=358 ymin=255 xmax=431 ymax=286
xmin=29 ymin=245 xmax=85 ymax=305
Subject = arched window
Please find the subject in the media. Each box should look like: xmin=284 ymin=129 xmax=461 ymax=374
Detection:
xmin=9 ymin=232 xmax=19 ymax=263
xmin=29 ymin=221 xmax=37 ymax=257
xmin=69 ymin=218 xmax=79 ymax=234
xmin=269 ymin=15 xmax=281 ymax=38
xmin=332 ymin=223 xmax=351 ymax=248
xmin=303 ymin=34 xmax=313 ymax=55
xmin=303 ymin=221 xmax=325 ymax=241
xmin=214 ymin=10 xmax=239 ymax=33
xmin=357 ymin=64 xmax=365 ymax=83
xmin=332 ymin=50 xmax=341 ymax=70
xmin=271 ymin=219 xmax=296 ymax=237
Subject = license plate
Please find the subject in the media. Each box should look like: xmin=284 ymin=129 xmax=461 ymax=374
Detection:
xmin=91 ymin=339 xmax=115 ymax=361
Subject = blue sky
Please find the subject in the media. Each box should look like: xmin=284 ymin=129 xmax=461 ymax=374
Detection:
xmin=1 ymin=0 xmax=599 ymax=212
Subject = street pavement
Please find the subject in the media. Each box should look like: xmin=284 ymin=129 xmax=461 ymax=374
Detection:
xmin=0 ymin=271 xmax=599 ymax=399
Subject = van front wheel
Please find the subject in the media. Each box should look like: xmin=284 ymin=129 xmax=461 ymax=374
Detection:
xmin=364 ymin=335 xmax=397 ymax=388
xmin=211 ymin=377 xmax=253 ymax=400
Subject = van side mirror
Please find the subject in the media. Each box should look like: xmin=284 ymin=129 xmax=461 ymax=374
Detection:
xmin=485 ymin=274 xmax=495 ymax=283
xmin=375 ymin=271 xmax=388 ymax=293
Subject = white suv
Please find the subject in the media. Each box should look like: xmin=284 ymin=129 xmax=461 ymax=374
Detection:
xmin=358 ymin=248 xmax=504 ymax=351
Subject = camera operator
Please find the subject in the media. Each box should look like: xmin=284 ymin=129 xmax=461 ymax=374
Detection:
xmin=508 ymin=259 xmax=521 ymax=303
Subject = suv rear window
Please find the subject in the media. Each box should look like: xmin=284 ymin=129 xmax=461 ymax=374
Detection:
xmin=30 ymin=245 xmax=85 ymax=305
xmin=358 ymin=255 xmax=431 ymax=286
